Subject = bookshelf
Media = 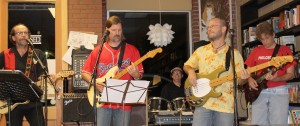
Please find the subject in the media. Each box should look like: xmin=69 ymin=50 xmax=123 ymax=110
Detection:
xmin=241 ymin=0 xmax=300 ymax=81
xmin=240 ymin=0 xmax=300 ymax=124
xmin=241 ymin=0 xmax=300 ymax=58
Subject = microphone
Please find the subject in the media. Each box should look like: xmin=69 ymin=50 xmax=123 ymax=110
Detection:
xmin=26 ymin=38 xmax=34 ymax=47
xmin=103 ymin=30 xmax=110 ymax=36
xmin=229 ymin=29 xmax=234 ymax=35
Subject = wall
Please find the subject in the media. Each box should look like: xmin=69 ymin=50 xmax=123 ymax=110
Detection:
xmin=191 ymin=0 xmax=238 ymax=50
xmin=0 ymin=0 xmax=8 ymax=51
xmin=68 ymin=0 xmax=104 ymax=41
xmin=107 ymin=0 xmax=191 ymax=11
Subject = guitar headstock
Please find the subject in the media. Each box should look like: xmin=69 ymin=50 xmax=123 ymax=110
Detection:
xmin=270 ymin=56 xmax=293 ymax=68
xmin=146 ymin=48 xmax=163 ymax=58
xmin=57 ymin=70 xmax=74 ymax=78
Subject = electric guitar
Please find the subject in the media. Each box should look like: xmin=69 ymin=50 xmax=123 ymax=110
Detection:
xmin=184 ymin=56 xmax=293 ymax=107
xmin=57 ymin=70 xmax=74 ymax=78
xmin=87 ymin=48 xmax=163 ymax=107
xmin=0 ymin=100 xmax=29 ymax=114
xmin=0 ymin=70 xmax=75 ymax=112
xmin=243 ymin=67 xmax=281 ymax=104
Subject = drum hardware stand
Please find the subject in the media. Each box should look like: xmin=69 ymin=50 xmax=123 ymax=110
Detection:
xmin=178 ymin=99 xmax=188 ymax=126
xmin=89 ymin=30 xmax=110 ymax=125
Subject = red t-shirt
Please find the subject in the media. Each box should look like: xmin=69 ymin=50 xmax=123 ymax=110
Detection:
xmin=245 ymin=45 xmax=296 ymax=88
xmin=82 ymin=42 xmax=144 ymax=111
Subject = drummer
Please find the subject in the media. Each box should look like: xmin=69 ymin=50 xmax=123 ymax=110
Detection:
xmin=161 ymin=67 xmax=185 ymax=101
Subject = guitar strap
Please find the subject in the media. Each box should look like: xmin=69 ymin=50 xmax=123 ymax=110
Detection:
xmin=225 ymin=46 xmax=231 ymax=71
xmin=271 ymin=44 xmax=281 ymax=58
xmin=269 ymin=44 xmax=281 ymax=70
xmin=24 ymin=47 xmax=34 ymax=77
xmin=118 ymin=42 xmax=126 ymax=68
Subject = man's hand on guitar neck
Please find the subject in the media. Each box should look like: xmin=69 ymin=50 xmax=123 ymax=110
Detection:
xmin=238 ymin=69 xmax=251 ymax=85
xmin=127 ymin=62 xmax=141 ymax=80
xmin=265 ymin=72 xmax=277 ymax=81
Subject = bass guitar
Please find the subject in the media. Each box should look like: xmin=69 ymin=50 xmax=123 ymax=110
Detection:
xmin=87 ymin=48 xmax=163 ymax=107
xmin=185 ymin=56 xmax=293 ymax=107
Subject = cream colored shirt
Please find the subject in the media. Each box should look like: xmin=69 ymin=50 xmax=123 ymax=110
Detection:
xmin=184 ymin=43 xmax=245 ymax=113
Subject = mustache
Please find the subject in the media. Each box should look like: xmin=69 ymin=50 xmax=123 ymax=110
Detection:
xmin=113 ymin=35 xmax=121 ymax=38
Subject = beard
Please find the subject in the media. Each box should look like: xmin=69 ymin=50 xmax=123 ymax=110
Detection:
xmin=112 ymin=35 xmax=122 ymax=43
xmin=208 ymin=31 xmax=222 ymax=41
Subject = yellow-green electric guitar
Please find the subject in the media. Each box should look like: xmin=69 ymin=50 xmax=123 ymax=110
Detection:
xmin=185 ymin=56 xmax=293 ymax=107
xmin=87 ymin=48 xmax=163 ymax=107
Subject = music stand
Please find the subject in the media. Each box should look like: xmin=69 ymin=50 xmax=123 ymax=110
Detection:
xmin=100 ymin=79 xmax=150 ymax=104
xmin=0 ymin=70 xmax=43 ymax=126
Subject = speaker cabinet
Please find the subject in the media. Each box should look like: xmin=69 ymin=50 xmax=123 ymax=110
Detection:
xmin=62 ymin=93 xmax=95 ymax=122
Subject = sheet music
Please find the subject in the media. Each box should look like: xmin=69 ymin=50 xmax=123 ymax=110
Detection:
xmin=100 ymin=79 xmax=150 ymax=104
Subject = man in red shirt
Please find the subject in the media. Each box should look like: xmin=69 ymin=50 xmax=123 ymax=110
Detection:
xmin=81 ymin=16 xmax=144 ymax=126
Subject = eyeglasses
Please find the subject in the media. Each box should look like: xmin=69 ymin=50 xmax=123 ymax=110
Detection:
xmin=207 ymin=25 xmax=221 ymax=29
xmin=15 ymin=32 xmax=30 ymax=35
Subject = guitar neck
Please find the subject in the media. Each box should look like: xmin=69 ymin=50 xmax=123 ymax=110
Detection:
xmin=113 ymin=55 xmax=147 ymax=79
xmin=210 ymin=60 xmax=273 ymax=87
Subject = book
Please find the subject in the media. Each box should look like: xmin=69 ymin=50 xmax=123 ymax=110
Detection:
xmin=280 ymin=35 xmax=295 ymax=46
xmin=271 ymin=17 xmax=280 ymax=33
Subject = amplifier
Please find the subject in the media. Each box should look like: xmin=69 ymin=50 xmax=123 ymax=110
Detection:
xmin=62 ymin=93 xmax=95 ymax=122
xmin=154 ymin=115 xmax=193 ymax=125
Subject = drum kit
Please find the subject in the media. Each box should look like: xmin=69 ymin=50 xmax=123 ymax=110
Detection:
xmin=148 ymin=97 xmax=193 ymax=112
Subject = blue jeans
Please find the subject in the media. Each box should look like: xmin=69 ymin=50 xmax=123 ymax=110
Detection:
xmin=96 ymin=107 xmax=131 ymax=126
xmin=192 ymin=106 xmax=234 ymax=126
xmin=251 ymin=85 xmax=289 ymax=126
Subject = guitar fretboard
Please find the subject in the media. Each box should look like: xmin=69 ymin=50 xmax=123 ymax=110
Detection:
xmin=209 ymin=56 xmax=292 ymax=87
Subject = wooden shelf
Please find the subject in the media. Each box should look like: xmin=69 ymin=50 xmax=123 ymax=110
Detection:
xmin=275 ymin=25 xmax=300 ymax=37
xmin=241 ymin=0 xmax=299 ymax=29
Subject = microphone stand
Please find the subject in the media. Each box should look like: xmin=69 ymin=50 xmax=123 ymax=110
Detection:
xmin=229 ymin=29 xmax=239 ymax=126
xmin=89 ymin=30 xmax=110 ymax=125
xmin=29 ymin=44 xmax=59 ymax=126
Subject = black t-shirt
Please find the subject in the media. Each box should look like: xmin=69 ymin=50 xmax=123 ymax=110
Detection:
xmin=0 ymin=46 xmax=48 ymax=82
xmin=161 ymin=82 xmax=185 ymax=101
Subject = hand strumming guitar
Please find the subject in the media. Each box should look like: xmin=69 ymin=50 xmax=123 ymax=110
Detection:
xmin=183 ymin=65 xmax=197 ymax=86
xmin=95 ymin=81 xmax=105 ymax=93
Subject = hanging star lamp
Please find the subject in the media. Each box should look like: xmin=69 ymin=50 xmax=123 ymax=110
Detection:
xmin=146 ymin=0 xmax=175 ymax=47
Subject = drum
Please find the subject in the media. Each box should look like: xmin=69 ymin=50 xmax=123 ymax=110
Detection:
xmin=148 ymin=97 xmax=171 ymax=112
xmin=172 ymin=97 xmax=191 ymax=111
